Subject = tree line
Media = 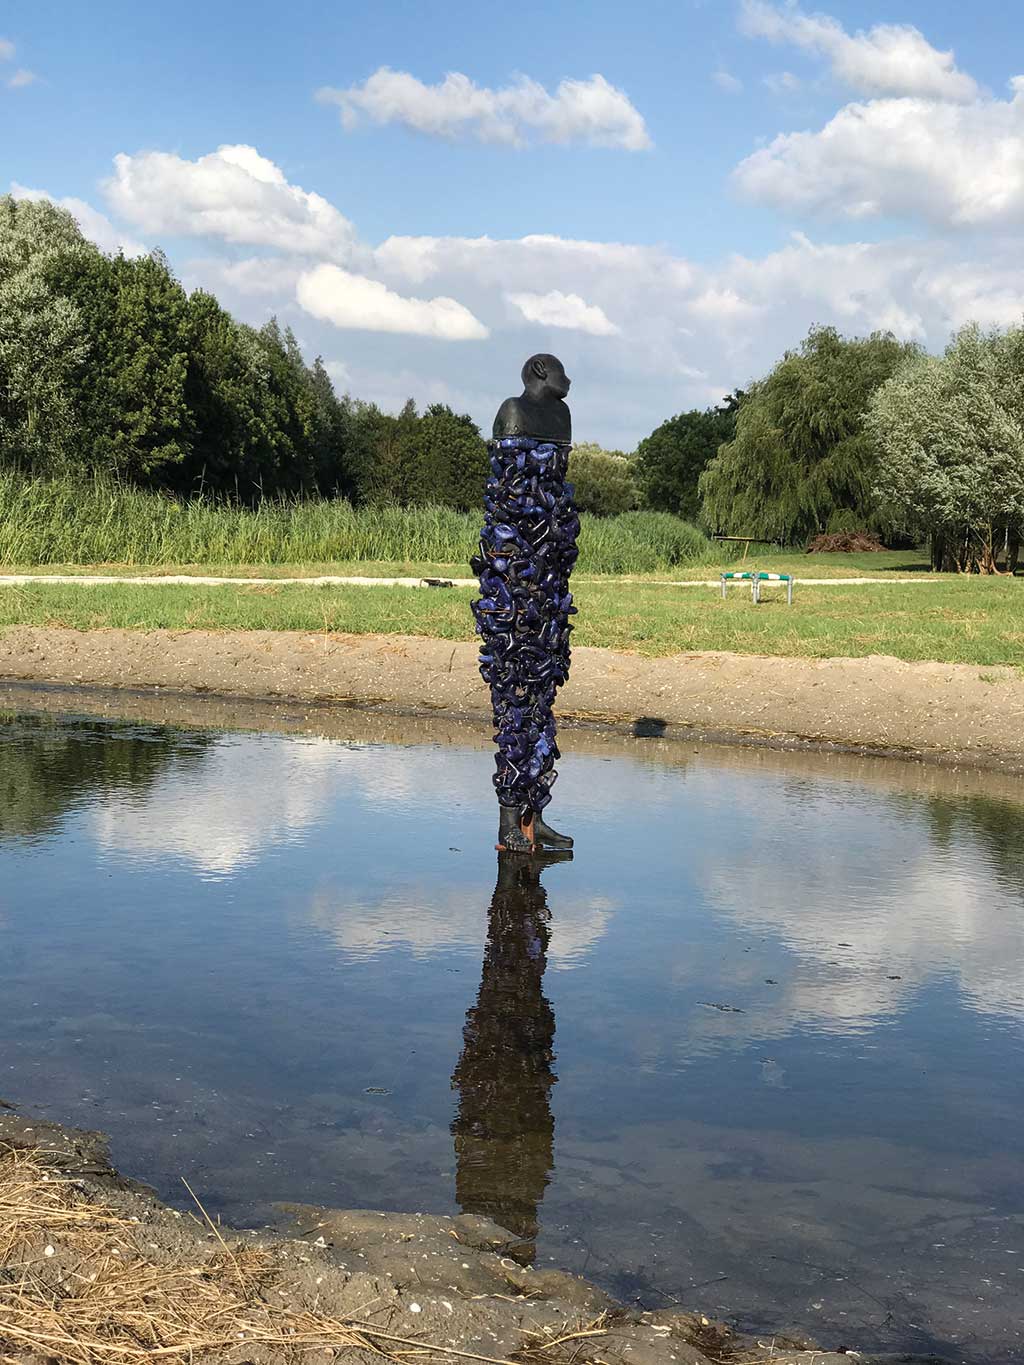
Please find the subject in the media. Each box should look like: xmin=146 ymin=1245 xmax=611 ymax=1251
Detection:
xmin=572 ymin=322 xmax=1024 ymax=575
xmin=4 ymin=193 xmax=1023 ymax=570
xmin=638 ymin=324 xmax=1024 ymax=573
xmin=0 ymin=194 xmax=655 ymax=518
xmin=0 ymin=195 xmax=487 ymax=510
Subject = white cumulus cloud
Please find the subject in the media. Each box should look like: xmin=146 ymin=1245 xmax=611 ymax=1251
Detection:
xmin=185 ymin=255 xmax=303 ymax=297
xmin=688 ymin=285 xmax=761 ymax=322
xmin=714 ymin=69 xmax=744 ymax=94
xmin=762 ymin=70 xmax=801 ymax=95
xmin=104 ymin=144 xmax=358 ymax=258
xmin=10 ymin=183 xmax=147 ymax=256
xmin=734 ymin=83 xmax=1024 ymax=227
xmin=317 ymin=68 xmax=651 ymax=150
xmin=915 ymin=260 xmax=1024 ymax=330
xmin=171 ymin=213 xmax=1024 ymax=447
xmin=739 ymin=0 xmax=978 ymax=102
xmin=355 ymin=224 xmax=1024 ymax=440
xmin=34 ymin=136 xmax=1024 ymax=447
xmin=296 ymin=262 xmax=488 ymax=340
xmin=507 ymin=289 xmax=619 ymax=336
xmin=374 ymin=231 xmax=694 ymax=293
xmin=0 ymin=37 xmax=14 ymax=61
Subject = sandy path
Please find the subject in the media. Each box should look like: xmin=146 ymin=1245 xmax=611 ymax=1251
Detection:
xmin=2 ymin=625 xmax=1023 ymax=770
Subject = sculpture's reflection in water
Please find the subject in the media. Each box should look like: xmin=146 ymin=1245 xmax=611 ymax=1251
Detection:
xmin=451 ymin=851 xmax=572 ymax=1263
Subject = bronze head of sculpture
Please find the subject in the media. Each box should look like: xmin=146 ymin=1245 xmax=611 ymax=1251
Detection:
xmin=492 ymin=354 xmax=572 ymax=444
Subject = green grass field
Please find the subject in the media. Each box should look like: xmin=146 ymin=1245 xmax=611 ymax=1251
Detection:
xmin=4 ymin=471 xmax=1011 ymax=667
xmin=714 ymin=549 xmax=931 ymax=578
xmin=2 ymin=576 xmax=1020 ymax=666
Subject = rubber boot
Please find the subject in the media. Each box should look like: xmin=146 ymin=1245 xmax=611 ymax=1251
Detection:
xmin=497 ymin=804 xmax=535 ymax=854
xmin=532 ymin=811 xmax=573 ymax=850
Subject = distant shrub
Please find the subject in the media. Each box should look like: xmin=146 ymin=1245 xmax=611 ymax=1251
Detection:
xmin=577 ymin=510 xmax=727 ymax=574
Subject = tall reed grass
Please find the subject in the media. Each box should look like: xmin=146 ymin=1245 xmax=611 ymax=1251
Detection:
xmin=0 ymin=472 xmax=725 ymax=574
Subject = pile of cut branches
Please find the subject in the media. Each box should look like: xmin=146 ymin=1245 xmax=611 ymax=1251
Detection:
xmin=805 ymin=531 xmax=884 ymax=553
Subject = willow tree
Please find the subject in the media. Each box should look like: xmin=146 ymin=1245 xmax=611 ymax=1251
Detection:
xmin=867 ymin=324 xmax=1024 ymax=573
xmin=699 ymin=327 xmax=917 ymax=544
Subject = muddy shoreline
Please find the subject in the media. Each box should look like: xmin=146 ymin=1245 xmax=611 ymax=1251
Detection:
xmin=0 ymin=1106 xmax=941 ymax=1365
xmin=7 ymin=677 xmax=1024 ymax=813
xmin=2 ymin=626 xmax=1024 ymax=774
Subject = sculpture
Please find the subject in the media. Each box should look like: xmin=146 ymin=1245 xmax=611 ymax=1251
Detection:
xmin=471 ymin=355 xmax=579 ymax=853
xmin=492 ymin=354 xmax=572 ymax=444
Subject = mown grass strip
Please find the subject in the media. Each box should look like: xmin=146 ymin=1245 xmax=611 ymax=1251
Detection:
xmin=1 ymin=578 xmax=1020 ymax=666
xmin=0 ymin=547 xmax=937 ymax=583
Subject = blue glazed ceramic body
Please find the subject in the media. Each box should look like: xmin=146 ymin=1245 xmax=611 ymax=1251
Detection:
xmin=471 ymin=436 xmax=580 ymax=816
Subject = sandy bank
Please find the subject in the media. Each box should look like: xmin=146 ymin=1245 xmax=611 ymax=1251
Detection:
xmin=2 ymin=626 xmax=1024 ymax=771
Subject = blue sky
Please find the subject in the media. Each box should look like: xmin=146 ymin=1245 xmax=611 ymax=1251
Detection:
xmin=5 ymin=0 xmax=1024 ymax=446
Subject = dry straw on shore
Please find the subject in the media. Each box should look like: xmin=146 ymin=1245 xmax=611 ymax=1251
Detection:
xmin=0 ymin=1143 xmax=611 ymax=1365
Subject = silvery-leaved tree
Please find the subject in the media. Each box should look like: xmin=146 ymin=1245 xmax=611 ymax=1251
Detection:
xmin=0 ymin=196 xmax=89 ymax=470
xmin=568 ymin=442 xmax=640 ymax=517
xmin=868 ymin=324 xmax=1024 ymax=573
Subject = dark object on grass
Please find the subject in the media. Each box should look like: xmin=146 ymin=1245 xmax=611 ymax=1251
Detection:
xmin=806 ymin=530 xmax=885 ymax=553
xmin=472 ymin=357 xmax=579 ymax=852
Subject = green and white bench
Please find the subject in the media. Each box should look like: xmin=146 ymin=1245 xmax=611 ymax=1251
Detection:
xmin=720 ymin=571 xmax=794 ymax=605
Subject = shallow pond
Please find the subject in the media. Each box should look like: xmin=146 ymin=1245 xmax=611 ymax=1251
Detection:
xmin=1 ymin=694 xmax=1023 ymax=1362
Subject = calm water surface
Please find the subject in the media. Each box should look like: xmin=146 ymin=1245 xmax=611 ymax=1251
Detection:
xmin=2 ymin=705 xmax=1023 ymax=1362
